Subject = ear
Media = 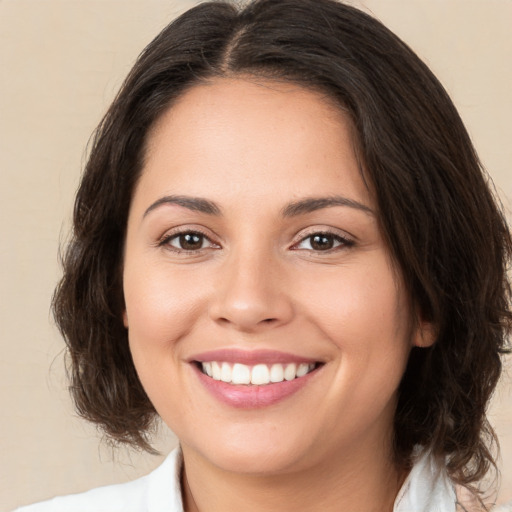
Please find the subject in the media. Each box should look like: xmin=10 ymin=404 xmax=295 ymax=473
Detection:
xmin=122 ymin=310 xmax=129 ymax=328
xmin=412 ymin=319 xmax=436 ymax=348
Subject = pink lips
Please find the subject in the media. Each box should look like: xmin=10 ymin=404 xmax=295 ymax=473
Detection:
xmin=189 ymin=349 xmax=321 ymax=409
xmin=190 ymin=348 xmax=317 ymax=365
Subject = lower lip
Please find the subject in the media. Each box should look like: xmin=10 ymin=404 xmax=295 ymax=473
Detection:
xmin=192 ymin=365 xmax=319 ymax=408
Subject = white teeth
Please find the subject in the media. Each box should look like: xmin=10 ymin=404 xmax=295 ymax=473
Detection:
xmin=269 ymin=363 xmax=284 ymax=383
xmin=211 ymin=361 xmax=222 ymax=381
xmin=231 ymin=363 xmax=251 ymax=385
xmin=296 ymin=363 xmax=309 ymax=377
xmin=200 ymin=361 xmax=317 ymax=385
xmin=251 ymin=364 xmax=270 ymax=385
xmin=203 ymin=362 xmax=213 ymax=377
xmin=220 ymin=362 xmax=232 ymax=382
xmin=284 ymin=363 xmax=297 ymax=381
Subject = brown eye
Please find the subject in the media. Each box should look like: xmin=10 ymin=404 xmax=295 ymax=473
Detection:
xmin=294 ymin=232 xmax=353 ymax=252
xmin=179 ymin=233 xmax=203 ymax=250
xmin=166 ymin=231 xmax=213 ymax=251
xmin=310 ymin=234 xmax=335 ymax=250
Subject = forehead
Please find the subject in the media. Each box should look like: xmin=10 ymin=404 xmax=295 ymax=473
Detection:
xmin=136 ymin=77 xmax=371 ymax=212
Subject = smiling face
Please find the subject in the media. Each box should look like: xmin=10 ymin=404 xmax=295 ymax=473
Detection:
xmin=122 ymin=77 xmax=429 ymax=476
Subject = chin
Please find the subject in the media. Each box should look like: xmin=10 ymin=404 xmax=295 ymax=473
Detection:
xmin=182 ymin=425 xmax=315 ymax=476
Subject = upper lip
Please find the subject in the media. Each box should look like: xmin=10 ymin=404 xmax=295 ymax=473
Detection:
xmin=188 ymin=348 xmax=320 ymax=365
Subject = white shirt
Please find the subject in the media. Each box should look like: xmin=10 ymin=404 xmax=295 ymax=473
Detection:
xmin=15 ymin=446 xmax=457 ymax=512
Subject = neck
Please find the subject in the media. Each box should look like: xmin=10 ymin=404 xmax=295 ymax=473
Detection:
xmin=181 ymin=439 xmax=405 ymax=512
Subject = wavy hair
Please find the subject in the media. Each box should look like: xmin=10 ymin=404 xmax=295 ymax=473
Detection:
xmin=52 ymin=0 xmax=512 ymax=491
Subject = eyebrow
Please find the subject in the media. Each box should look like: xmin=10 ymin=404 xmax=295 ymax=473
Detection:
xmin=143 ymin=194 xmax=374 ymax=219
xmin=143 ymin=195 xmax=222 ymax=218
xmin=281 ymin=196 xmax=374 ymax=217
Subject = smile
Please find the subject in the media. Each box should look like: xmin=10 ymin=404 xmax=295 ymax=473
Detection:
xmin=200 ymin=361 xmax=318 ymax=385
xmin=190 ymin=350 xmax=323 ymax=408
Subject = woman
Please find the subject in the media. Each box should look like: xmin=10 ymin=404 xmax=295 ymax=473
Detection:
xmin=16 ymin=0 xmax=511 ymax=510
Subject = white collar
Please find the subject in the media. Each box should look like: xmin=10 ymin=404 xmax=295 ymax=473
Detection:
xmin=393 ymin=447 xmax=456 ymax=511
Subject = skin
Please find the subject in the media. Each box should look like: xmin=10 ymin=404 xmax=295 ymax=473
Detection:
xmin=122 ymin=77 xmax=434 ymax=512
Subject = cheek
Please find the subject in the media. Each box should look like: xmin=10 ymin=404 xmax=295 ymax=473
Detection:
xmin=295 ymin=259 xmax=410 ymax=350
xmin=296 ymin=259 xmax=412 ymax=407
xmin=122 ymin=264 xmax=208 ymax=420
xmin=123 ymin=263 xmax=207 ymax=356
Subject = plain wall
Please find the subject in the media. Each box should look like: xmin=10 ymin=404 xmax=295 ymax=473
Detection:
xmin=1 ymin=1 xmax=511 ymax=510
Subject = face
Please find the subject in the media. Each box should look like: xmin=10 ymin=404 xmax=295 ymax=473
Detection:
xmin=123 ymin=78 xmax=430 ymax=475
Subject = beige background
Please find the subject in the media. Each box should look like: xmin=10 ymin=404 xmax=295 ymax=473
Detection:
xmin=1 ymin=0 xmax=511 ymax=510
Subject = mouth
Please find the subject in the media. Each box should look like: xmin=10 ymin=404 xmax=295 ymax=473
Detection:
xmin=196 ymin=361 xmax=320 ymax=386
xmin=189 ymin=349 xmax=324 ymax=408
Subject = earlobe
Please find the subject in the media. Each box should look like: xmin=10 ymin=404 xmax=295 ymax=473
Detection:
xmin=412 ymin=321 xmax=436 ymax=348
xmin=123 ymin=310 xmax=129 ymax=328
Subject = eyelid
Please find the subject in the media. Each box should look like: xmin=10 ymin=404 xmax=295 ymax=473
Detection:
xmin=157 ymin=225 xmax=221 ymax=252
xmin=155 ymin=225 xmax=354 ymax=254
xmin=290 ymin=227 xmax=355 ymax=251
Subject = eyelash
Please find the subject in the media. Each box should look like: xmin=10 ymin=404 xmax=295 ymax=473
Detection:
xmin=291 ymin=231 xmax=355 ymax=252
xmin=158 ymin=229 xmax=217 ymax=254
xmin=158 ymin=229 xmax=355 ymax=255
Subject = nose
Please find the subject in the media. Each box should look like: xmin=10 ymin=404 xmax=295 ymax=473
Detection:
xmin=208 ymin=248 xmax=294 ymax=333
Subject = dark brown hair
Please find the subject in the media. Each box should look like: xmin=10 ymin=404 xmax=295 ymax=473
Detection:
xmin=53 ymin=0 xmax=512 ymax=491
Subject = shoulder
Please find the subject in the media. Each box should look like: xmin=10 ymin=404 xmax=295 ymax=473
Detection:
xmin=15 ymin=475 xmax=149 ymax=512
xmin=394 ymin=447 xmax=457 ymax=512
xmin=394 ymin=448 xmax=507 ymax=512
xmin=13 ymin=448 xmax=184 ymax=512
